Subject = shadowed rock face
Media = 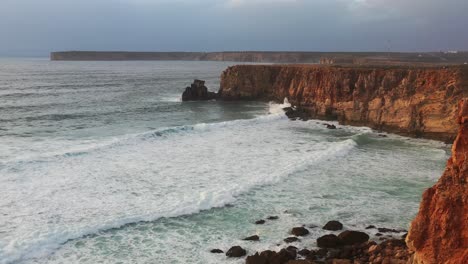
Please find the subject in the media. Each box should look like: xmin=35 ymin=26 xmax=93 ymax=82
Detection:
xmin=407 ymin=99 xmax=468 ymax=264
xmin=219 ymin=64 xmax=468 ymax=141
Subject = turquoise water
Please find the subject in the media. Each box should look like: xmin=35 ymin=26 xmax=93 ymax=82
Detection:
xmin=0 ymin=59 xmax=448 ymax=264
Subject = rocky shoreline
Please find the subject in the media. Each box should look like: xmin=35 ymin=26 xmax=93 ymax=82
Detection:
xmin=210 ymin=218 xmax=412 ymax=264
xmin=181 ymin=65 xmax=468 ymax=263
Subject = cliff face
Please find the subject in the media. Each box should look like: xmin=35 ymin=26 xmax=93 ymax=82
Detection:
xmin=406 ymin=99 xmax=468 ymax=264
xmin=219 ymin=65 xmax=468 ymax=141
xmin=219 ymin=64 xmax=468 ymax=263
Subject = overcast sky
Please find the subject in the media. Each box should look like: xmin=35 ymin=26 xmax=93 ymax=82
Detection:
xmin=1 ymin=0 xmax=467 ymax=56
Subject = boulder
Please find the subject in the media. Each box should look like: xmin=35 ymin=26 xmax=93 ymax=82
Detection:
xmin=338 ymin=230 xmax=369 ymax=245
xmin=323 ymin=221 xmax=343 ymax=231
xmin=255 ymin=219 xmax=266 ymax=225
xmin=226 ymin=246 xmax=247 ymax=257
xmin=245 ymin=253 xmax=268 ymax=264
xmin=210 ymin=248 xmax=223 ymax=253
xmin=181 ymin=79 xmax=218 ymax=101
xmin=297 ymin=249 xmax=311 ymax=256
xmin=283 ymin=107 xmax=309 ymax=121
xmin=290 ymin=227 xmax=309 ymax=236
xmin=317 ymin=234 xmax=343 ymax=248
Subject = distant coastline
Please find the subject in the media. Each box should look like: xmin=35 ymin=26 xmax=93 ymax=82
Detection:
xmin=50 ymin=51 xmax=468 ymax=64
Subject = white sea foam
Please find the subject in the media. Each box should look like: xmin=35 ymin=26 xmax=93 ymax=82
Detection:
xmin=0 ymin=111 xmax=359 ymax=264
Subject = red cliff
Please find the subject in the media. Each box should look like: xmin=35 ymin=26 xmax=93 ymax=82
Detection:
xmin=219 ymin=64 xmax=468 ymax=263
xmin=220 ymin=65 xmax=468 ymax=142
xmin=406 ymin=99 xmax=468 ymax=264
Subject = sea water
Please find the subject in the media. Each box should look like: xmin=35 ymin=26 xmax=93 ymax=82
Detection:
xmin=0 ymin=59 xmax=449 ymax=264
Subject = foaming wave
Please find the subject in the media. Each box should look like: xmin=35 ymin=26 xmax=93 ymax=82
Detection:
xmin=268 ymin=98 xmax=291 ymax=115
xmin=0 ymin=116 xmax=355 ymax=264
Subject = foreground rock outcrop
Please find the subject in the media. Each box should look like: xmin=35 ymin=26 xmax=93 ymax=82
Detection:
xmin=182 ymin=79 xmax=217 ymax=101
xmin=219 ymin=64 xmax=468 ymax=141
xmin=406 ymin=99 xmax=468 ymax=264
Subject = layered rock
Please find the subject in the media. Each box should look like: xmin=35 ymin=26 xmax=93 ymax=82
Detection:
xmin=182 ymin=79 xmax=217 ymax=101
xmin=406 ymin=99 xmax=468 ymax=264
xmin=219 ymin=64 xmax=468 ymax=141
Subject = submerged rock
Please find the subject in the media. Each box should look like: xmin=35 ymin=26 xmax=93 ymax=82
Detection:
xmin=226 ymin=246 xmax=247 ymax=257
xmin=290 ymin=227 xmax=309 ymax=236
xmin=181 ymin=79 xmax=218 ymax=101
xmin=255 ymin=219 xmax=266 ymax=225
xmin=210 ymin=248 xmax=223 ymax=253
xmin=323 ymin=220 xmax=343 ymax=231
xmin=243 ymin=235 xmax=260 ymax=241
xmin=284 ymin=237 xmax=300 ymax=243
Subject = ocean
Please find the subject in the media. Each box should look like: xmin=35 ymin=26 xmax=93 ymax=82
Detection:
xmin=0 ymin=58 xmax=449 ymax=264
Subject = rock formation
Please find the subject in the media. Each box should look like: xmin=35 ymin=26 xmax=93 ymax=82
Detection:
xmin=406 ymin=99 xmax=468 ymax=264
xmin=181 ymin=79 xmax=217 ymax=101
xmin=218 ymin=64 xmax=468 ymax=263
xmin=219 ymin=64 xmax=468 ymax=142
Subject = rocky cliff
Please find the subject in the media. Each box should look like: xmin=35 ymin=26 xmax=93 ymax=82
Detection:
xmin=406 ymin=99 xmax=468 ymax=264
xmin=219 ymin=64 xmax=468 ymax=142
xmin=219 ymin=64 xmax=468 ymax=263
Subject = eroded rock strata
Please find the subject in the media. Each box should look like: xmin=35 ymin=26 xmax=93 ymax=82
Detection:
xmin=406 ymin=99 xmax=468 ymax=264
xmin=218 ymin=65 xmax=468 ymax=263
xmin=219 ymin=64 xmax=468 ymax=142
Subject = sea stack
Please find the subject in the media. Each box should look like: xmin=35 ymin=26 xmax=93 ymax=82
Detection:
xmin=182 ymin=79 xmax=218 ymax=101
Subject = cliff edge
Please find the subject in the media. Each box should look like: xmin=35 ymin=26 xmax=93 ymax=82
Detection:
xmin=219 ymin=64 xmax=468 ymax=142
xmin=218 ymin=64 xmax=468 ymax=263
xmin=406 ymin=99 xmax=468 ymax=264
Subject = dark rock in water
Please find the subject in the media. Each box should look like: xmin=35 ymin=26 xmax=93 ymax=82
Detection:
xmin=284 ymin=236 xmax=300 ymax=243
xmin=338 ymin=230 xmax=369 ymax=245
xmin=365 ymin=225 xmax=376 ymax=229
xmin=267 ymin=216 xmax=279 ymax=220
xmin=182 ymin=79 xmax=218 ymax=101
xmin=210 ymin=248 xmax=223 ymax=253
xmin=244 ymin=235 xmax=260 ymax=241
xmin=375 ymin=233 xmax=383 ymax=237
xmin=315 ymin=248 xmax=329 ymax=258
xmin=286 ymin=246 xmax=298 ymax=252
xmin=317 ymin=234 xmax=342 ymax=248
xmin=255 ymin=219 xmax=266 ymax=225
xmin=278 ymin=248 xmax=297 ymax=262
xmin=226 ymin=246 xmax=247 ymax=257
xmin=326 ymin=124 xmax=337 ymax=129
xmin=290 ymin=227 xmax=309 ymax=236
xmin=245 ymin=253 xmax=268 ymax=264
xmin=323 ymin=220 xmax=343 ymax=231
xmin=377 ymin=227 xmax=399 ymax=233
xmin=378 ymin=134 xmax=388 ymax=137
xmin=298 ymin=249 xmax=311 ymax=256
xmin=283 ymin=107 xmax=310 ymax=121
xmin=255 ymin=249 xmax=296 ymax=264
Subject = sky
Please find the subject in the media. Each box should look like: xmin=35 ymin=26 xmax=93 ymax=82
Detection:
xmin=0 ymin=0 xmax=467 ymax=56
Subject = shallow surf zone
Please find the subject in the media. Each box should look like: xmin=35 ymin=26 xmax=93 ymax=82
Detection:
xmin=0 ymin=110 xmax=448 ymax=264
xmin=1 ymin=109 xmax=358 ymax=263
